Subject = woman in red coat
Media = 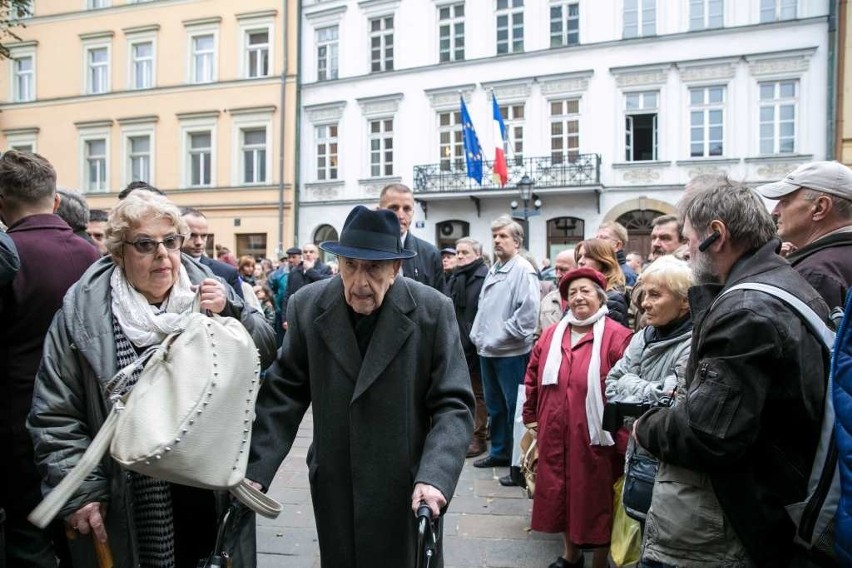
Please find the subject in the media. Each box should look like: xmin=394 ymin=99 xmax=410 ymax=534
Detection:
xmin=523 ymin=267 xmax=632 ymax=568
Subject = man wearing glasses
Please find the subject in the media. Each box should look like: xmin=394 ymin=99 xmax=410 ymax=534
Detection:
xmin=0 ymin=150 xmax=100 ymax=567
xmin=180 ymin=207 xmax=245 ymax=299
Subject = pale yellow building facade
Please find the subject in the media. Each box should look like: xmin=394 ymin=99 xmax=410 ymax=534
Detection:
xmin=0 ymin=0 xmax=299 ymax=259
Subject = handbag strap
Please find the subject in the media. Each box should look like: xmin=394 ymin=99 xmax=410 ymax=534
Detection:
xmin=230 ymin=479 xmax=282 ymax=519
xmin=28 ymin=410 xmax=120 ymax=528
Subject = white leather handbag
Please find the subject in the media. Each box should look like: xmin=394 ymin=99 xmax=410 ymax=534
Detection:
xmin=29 ymin=300 xmax=281 ymax=528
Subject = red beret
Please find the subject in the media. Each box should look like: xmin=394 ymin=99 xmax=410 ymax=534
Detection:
xmin=559 ymin=267 xmax=607 ymax=301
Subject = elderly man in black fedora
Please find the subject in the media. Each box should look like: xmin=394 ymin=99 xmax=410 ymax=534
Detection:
xmin=247 ymin=205 xmax=474 ymax=567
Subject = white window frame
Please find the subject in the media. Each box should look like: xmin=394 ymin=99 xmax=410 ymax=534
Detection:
xmin=437 ymin=109 xmax=463 ymax=171
xmin=438 ymin=3 xmax=465 ymax=63
xmin=368 ymin=117 xmax=394 ymax=178
xmin=369 ymin=15 xmax=394 ymax=73
xmin=78 ymin=127 xmax=111 ymax=193
xmin=549 ymin=98 xmax=581 ymax=164
xmin=688 ymin=85 xmax=725 ymax=157
xmin=186 ymin=25 xmax=219 ymax=84
xmin=86 ymin=0 xmax=110 ymax=8
xmin=179 ymin=116 xmax=217 ymax=188
xmin=230 ymin=111 xmax=273 ymax=186
xmin=624 ymin=90 xmax=659 ymax=161
xmin=758 ymin=79 xmax=798 ymax=155
xmin=760 ymin=0 xmax=797 ymax=23
xmin=127 ymin=32 xmax=156 ymax=90
xmin=550 ymin=1 xmax=580 ymax=48
xmin=315 ymin=122 xmax=339 ymax=181
xmin=689 ymin=0 xmax=723 ymax=30
xmin=316 ymin=25 xmax=339 ymax=81
xmin=623 ymin=0 xmax=656 ymax=39
xmin=9 ymin=44 xmax=36 ymax=102
xmin=83 ymin=39 xmax=111 ymax=95
xmin=238 ymin=16 xmax=275 ymax=79
xmin=500 ymin=102 xmax=526 ymax=164
xmin=496 ymin=0 xmax=524 ymax=55
xmin=4 ymin=129 xmax=38 ymax=153
xmin=121 ymin=124 xmax=155 ymax=187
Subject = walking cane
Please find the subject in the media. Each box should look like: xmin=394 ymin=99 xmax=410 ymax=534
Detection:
xmin=65 ymin=522 xmax=114 ymax=568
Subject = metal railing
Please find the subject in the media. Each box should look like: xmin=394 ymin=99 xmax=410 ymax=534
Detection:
xmin=412 ymin=153 xmax=601 ymax=193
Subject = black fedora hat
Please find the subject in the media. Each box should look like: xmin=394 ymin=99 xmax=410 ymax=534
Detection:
xmin=320 ymin=206 xmax=416 ymax=261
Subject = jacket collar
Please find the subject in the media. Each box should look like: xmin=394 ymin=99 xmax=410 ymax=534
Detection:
xmin=7 ymin=213 xmax=73 ymax=233
xmin=786 ymin=227 xmax=852 ymax=265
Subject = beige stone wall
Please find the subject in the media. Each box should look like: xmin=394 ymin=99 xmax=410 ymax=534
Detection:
xmin=0 ymin=0 xmax=299 ymax=258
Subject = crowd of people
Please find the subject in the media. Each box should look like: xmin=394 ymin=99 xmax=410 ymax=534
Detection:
xmin=1 ymin=148 xmax=851 ymax=568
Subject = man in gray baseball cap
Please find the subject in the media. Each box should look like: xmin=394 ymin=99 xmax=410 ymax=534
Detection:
xmin=757 ymin=160 xmax=852 ymax=309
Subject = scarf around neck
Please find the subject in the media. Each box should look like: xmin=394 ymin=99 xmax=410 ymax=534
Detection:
xmin=541 ymin=305 xmax=613 ymax=446
xmin=110 ymin=264 xmax=197 ymax=348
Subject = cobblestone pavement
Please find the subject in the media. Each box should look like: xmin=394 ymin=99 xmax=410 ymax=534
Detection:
xmin=255 ymin=409 xmax=583 ymax=568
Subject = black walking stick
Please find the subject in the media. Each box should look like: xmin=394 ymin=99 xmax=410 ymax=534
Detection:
xmin=198 ymin=504 xmax=235 ymax=568
xmin=415 ymin=503 xmax=441 ymax=568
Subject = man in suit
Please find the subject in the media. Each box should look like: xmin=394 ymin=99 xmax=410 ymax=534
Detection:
xmin=180 ymin=207 xmax=244 ymax=299
xmin=282 ymin=243 xmax=332 ymax=329
xmin=247 ymin=206 xmax=474 ymax=567
xmin=379 ymin=183 xmax=443 ymax=289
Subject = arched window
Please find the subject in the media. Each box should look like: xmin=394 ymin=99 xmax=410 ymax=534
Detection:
xmin=546 ymin=217 xmax=584 ymax=261
xmin=435 ymin=219 xmax=469 ymax=250
xmin=615 ymin=209 xmax=666 ymax=259
xmin=314 ymin=224 xmax=339 ymax=263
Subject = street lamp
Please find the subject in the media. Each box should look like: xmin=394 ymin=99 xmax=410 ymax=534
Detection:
xmin=510 ymin=174 xmax=541 ymax=249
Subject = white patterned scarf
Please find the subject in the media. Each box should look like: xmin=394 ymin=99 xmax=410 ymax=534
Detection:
xmin=540 ymin=305 xmax=614 ymax=446
xmin=110 ymin=264 xmax=196 ymax=348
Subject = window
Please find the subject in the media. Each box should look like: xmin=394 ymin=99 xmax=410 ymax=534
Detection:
xmin=245 ymin=30 xmax=269 ymax=78
xmin=500 ymin=103 xmax=525 ymax=164
xmin=369 ymin=16 xmax=394 ymax=73
xmin=188 ymin=131 xmax=212 ymax=186
xmin=317 ymin=26 xmax=339 ymax=80
xmin=241 ymin=127 xmax=267 ymax=184
xmin=438 ymin=110 xmax=463 ymax=171
xmin=127 ymin=135 xmax=151 ymax=183
xmin=550 ymin=2 xmax=579 ymax=47
xmin=11 ymin=144 xmax=33 ymax=152
xmin=6 ymin=129 xmax=38 ymax=154
xmin=316 ymin=124 xmax=338 ymax=180
xmin=496 ymin=0 xmax=524 ymax=55
xmin=236 ymin=233 xmax=267 ymax=258
xmin=689 ymin=86 xmax=724 ymax=157
xmin=760 ymin=0 xmax=796 ymax=22
xmin=550 ymin=99 xmax=580 ymax=163
xmin=85 ymin=138 xmax=108 ymax=192
xmin=690 ymin=0 xmax=723 ymax=30
xmin=624 ymin=0 xmax=656 ymax=38
xmin=439 ymin=4 xmax=465 ymax=63
xmin=13 ymin=55 xmax=34 ymax=102
xmin=87 ymin=0 xmax=110 ymax=8
xmin=759 ymin=80 xmax=797 ymax=154
xmin=369 ymin=118 xmax=394 ymax=177
xmin=191 ymin=33 xmax=215 ymax=84
xmin=130 ymin=41 xmax=153 ymax=89
xmin=86 ymin=46 xmax=110 ymax=94
xmin=625 ymin=91 xmax=658 ymax=161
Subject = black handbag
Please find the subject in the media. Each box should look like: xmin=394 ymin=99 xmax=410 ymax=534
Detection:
xmin=622 ymin=444 xmax=659 ymax=523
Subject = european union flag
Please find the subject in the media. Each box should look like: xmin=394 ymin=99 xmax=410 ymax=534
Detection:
xmin=460 ymin=96 xmax=483 ymax=185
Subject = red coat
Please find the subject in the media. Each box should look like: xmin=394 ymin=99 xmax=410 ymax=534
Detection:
xmin=523 ymin=317 xmax=632 ymax=545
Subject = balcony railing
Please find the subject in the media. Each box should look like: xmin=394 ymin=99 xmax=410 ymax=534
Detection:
xmin=413 ymin=153 xmax=601 ymax=193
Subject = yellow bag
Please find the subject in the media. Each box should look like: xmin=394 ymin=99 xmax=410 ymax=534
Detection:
xmin=611 ymin=476 xmax=642 ymax=567
xmin=519 ymin=429 xmax=537 ymax=499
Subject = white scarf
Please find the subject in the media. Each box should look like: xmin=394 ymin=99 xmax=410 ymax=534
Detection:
xmin=540 ymin=305 xmax=614 ymax=446
xmin=110 ymin=264 xmax=197 ymax=348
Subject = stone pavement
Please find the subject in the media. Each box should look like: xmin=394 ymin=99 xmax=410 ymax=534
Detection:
xmin=255 ymin=408 xmax=582 ymax=568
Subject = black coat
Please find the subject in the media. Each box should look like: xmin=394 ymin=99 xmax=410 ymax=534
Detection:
xmin=785 ymin=230 xmax=852 ymax=311
xmin=248 ymin=277 xmax=474 ymax=567
xmin=282 ymin=261 xmax=332 ymax=318
xmin=636 ymin=240 xmax=829 ymax=567
xmin=199 ymin=255 xmax=244 ymax=299
xmin=401 ymin=233 xmax=444 ymax=290
xmin=445 ymin=259 xmax=489 ymax=369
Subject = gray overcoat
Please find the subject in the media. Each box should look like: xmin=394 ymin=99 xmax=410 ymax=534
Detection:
xmin=248 ymin=275 xmax=474 ymax=568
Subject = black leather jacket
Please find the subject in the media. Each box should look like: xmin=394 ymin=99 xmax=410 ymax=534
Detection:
xmin=636 ymin=239 xmax=829 ymax=566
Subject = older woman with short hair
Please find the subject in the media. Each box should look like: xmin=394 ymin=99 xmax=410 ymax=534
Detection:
xmin=28 ymin=192 xmax=275 ymax=568
xmin=523 ymin=267 xmax=632 ymax=568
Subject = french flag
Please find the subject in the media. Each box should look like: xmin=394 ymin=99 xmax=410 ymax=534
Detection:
xmin=491 ymin=92 xmax=508 ymax=187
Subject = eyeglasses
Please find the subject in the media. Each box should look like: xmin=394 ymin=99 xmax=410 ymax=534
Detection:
xmin=123 ymin=234 xmax=185 ymax=254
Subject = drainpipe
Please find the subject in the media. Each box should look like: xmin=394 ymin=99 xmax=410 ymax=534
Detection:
xmin=276 ymin=0 xmax=288 ymax=258
xmin=835 ymin=0 xmax=848 ymax=161
xmin=827 ymin=0 xmax=840 ymax=159
xmin=293 ymin=0 xmax=302 ymax=244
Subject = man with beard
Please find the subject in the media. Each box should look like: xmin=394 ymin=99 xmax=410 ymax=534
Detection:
xmin=648 ymin=215 xmax=683 ymax=263
xmin=632 ymin=177 xmax=830 ymax=567
xmin=445 ymin=238 xmax=489 ymax=458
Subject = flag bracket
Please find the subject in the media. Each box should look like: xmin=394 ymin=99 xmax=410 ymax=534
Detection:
xmin=469 ymin=196 xmax=481 ymax=218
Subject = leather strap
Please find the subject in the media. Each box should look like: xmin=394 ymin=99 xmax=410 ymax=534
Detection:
xmin=230 ymin=479 xmax=282 ymax=519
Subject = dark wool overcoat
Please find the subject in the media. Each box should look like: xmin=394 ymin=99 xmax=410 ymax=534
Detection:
xmin=248 ymin=276 xmax=474 ymax=568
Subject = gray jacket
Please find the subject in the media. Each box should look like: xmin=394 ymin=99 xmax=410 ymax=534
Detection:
xmin=28 ymin=255 xmax=276 ymax=568
xmin=470 ymin=254 xmax=540 ymax=357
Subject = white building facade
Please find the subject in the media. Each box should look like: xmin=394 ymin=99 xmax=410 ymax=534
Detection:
xmin=298 ymin=0 xmax=831 ymax=262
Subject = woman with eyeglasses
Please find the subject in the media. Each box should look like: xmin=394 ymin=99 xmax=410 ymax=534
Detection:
xmin=28 ymin=191 xmax=276 ymax=568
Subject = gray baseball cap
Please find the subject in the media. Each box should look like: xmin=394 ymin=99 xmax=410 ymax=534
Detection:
xmin=756 ymin=160 xmax=852 ymax=200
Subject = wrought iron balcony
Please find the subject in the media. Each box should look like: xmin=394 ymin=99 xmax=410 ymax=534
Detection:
xmin=412 ymin=153 xmax=601 ymax=193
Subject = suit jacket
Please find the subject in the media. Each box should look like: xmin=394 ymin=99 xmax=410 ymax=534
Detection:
xmin=199 ymin=255 xmax=244 ymax=299
xmin=248 ymin=277 xmax=474 ymax=568
xmin=401 ymin=233 xmax=443 ymax=290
